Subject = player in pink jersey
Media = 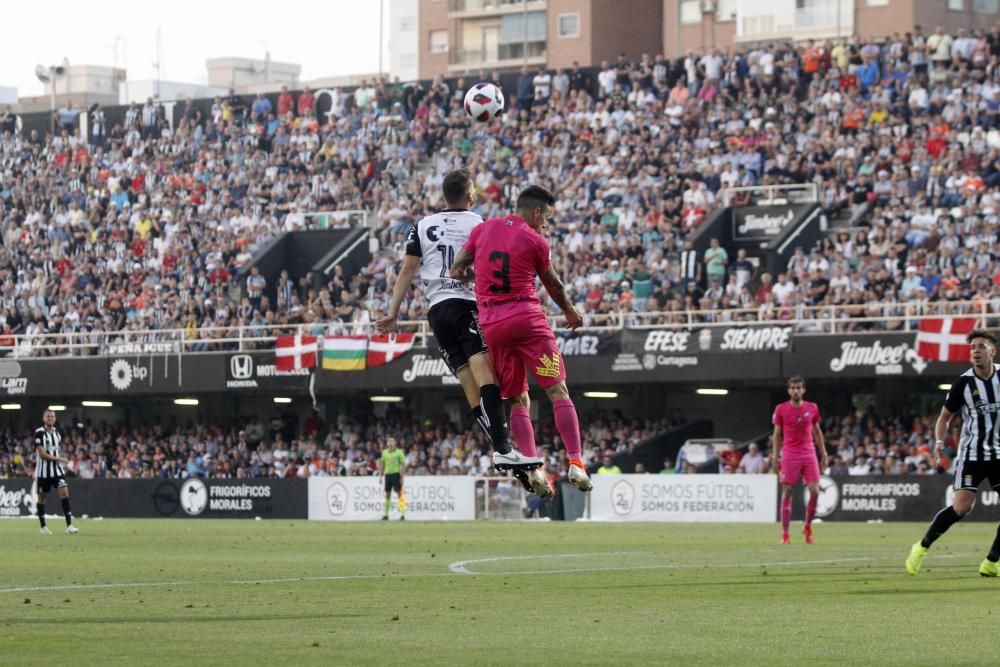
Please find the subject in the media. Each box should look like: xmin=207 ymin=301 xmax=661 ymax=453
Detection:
xmin=771 ymin=376 xmax=828 ymax=544
xmin=450 ymin=185 xmax=592 ymax=495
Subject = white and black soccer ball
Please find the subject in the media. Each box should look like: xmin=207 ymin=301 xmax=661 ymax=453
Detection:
xmin=464 ymin=82 xmax=504 ymax=123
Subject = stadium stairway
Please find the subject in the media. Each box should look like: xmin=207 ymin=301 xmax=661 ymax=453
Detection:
xmin=608 ymin=419 xmax=713 ymax=474
xmin=237 ymin=227 xmax=371 ymax=304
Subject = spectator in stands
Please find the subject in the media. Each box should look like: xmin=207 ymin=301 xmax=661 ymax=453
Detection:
xmin=703 ymin=238 xmax=728 ymax=287
xmin=56 ymin=100 xmax=79 ymax=134
xmin=738 ymin=442 xmax=767 ymax=474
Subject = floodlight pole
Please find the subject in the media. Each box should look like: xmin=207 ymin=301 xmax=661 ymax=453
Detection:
xmin=50 ymin=79 xmax=56 ymax=137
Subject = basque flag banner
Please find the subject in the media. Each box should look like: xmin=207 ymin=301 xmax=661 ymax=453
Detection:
xmin=367 ymin=333 xmax=416 ymax=367
xmin=915 ymin=318 xmax=976 ymax=363
xmin=275 ymin=335 xmax=318 ymax=371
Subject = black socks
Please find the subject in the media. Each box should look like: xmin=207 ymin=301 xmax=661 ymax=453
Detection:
xmin=921 ymin=506 xmax=962 ymax=549
xmin=479 ymin=384 xmax=510 ymax=454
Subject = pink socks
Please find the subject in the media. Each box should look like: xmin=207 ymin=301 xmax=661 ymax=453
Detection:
xmin=509 ymin=407 xmax=537 ymax=457
xmin=553 ymin=398 xmax=582 ymax=461
xmin=781 ymin=497 xmax=792 ymax=535
xmin=805 ymin=493 xmax=818 ymax=527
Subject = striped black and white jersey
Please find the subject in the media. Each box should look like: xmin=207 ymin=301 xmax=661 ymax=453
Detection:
xmin=944 ymin=364 xmax=1000 ymax=462
xmin=33 ymin=427 xmax=65 ymax=479
xmin=405 ymin=209 xmax=481 ymax=308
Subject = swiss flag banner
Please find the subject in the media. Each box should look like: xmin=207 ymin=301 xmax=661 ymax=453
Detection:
xmin=367 ymin=333 xmax=416 ymax=367
xmin=916 ymin=318 xmax=976 ymax=363
xmin=275 ymin=334 xmax=318 ymax=371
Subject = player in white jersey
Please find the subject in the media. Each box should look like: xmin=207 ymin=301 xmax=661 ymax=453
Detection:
xmin=375 ymin=169 xmax=544 ymax=484
xmin=34 ymin=408 xmax=79 ymax=535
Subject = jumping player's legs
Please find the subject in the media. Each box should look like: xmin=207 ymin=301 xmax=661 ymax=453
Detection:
xmin=509 ymin=392 xmax=537 ymax=457
xmin=466 ymin=352 xmax=511 ymax=454
xmin=455 ymin=363 xmax=494 ymax=451
xmin=543 ymin=381 xmax=582 ymax=463
xmin=514 ymin=315 xmax=582 ymax=463
xmin=431 ymin=301 xmax=503 ymax=451
xmin=474 ymin=319 xmax=542 ymax=474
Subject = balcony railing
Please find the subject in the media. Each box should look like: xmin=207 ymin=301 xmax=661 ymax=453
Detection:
xmin=4 ymin=299 xmax=997 ymax=358
xmin=450 ymin=42 xmax=546 ymax=67
xmin=448 ymin=0 xmax=544 ymax=13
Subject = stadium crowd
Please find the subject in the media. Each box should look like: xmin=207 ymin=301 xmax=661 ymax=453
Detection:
xmin=0 ymin=27 xmax=999 ymax=356
xmin=0 ymin=409 xmax=683 ymax=480
xmin=0 ymin=404 xmax=959 ymax=480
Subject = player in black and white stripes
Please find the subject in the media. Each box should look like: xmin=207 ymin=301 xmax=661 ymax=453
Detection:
xmin=373 ymin=169 xmax=544 ymax=492
xmin=34 ymin=409 xmax=78 ymax=535
xmin=906 ymin=329 xmax=1000 ymax=576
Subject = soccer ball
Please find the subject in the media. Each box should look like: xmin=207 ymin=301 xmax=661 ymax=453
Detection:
xmin=464 ymin=82 xmax=504 ymax=123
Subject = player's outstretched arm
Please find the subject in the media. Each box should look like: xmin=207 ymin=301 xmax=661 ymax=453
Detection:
xmin=770 ymin=424 xmax=782 ymax=474
xmin=812 ymin=422 xmax=828 ymax=470
xmin=538 ymin=266 xmax=582 ymax=330
xmin=375 ymin=255 xmax=420 ymax=334
xmin=449 ymin=248 xmax=475 ymax=282
xmin=933 ymin=406 xmax=955 ymax=468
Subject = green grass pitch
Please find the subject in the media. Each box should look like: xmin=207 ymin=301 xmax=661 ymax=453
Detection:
xmin=1 ymin=519 xmax=998 ymax=666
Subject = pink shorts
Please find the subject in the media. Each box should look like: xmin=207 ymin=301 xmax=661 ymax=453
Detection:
xmin=480 ymin=312 xmax=566 ymax=399
xmin=780 ymin=453 xmax=821 ymax=486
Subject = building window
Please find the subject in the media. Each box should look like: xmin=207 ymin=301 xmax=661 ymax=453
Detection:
xmin=429 ymin=30 xmax=449 ymax=54
xmin=500 ymin=10 xmax=546 ymax=44
xmin=948 ymin=0 xmax=963 ymax=9
xmin=557 ymin=13 xmax=580 ymax=38
xmin=973 ymin=0 xmax=999 ymax=12
xmin=741 ymin=14 xmax=774 ymax=35
xmin=864 ymin=0 xmax=889 ymax=6
xmin=716 ymin=0 xmax=737 ymax=21
xmin=680 ymin=0 xmax=701 ymax=24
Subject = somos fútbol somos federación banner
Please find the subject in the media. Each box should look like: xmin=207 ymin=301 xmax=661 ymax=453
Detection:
xmin=589 ymin=474 xmax=777 ymax=522
xmin=308 ymin=476 xmax=475 ymax=521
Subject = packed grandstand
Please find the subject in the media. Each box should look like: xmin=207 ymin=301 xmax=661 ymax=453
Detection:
xmin=0 ymin=28 xmax=997 ymax=479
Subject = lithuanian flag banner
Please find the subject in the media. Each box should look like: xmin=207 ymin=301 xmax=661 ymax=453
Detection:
xmin=321 ymin=336 xmax=368 ymax=371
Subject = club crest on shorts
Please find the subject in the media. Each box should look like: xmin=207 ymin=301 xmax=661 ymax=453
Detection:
xmin=536 ymin=352 xmax=561 ymax=378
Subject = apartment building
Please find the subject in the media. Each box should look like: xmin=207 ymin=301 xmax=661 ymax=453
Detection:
xmin=418 ymin=0 xmax=663 ymax=78
xmin=413 ymin=0 xmax=995 ymax=79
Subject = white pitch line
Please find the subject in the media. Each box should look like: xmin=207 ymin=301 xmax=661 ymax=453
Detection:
xmin=0 ymin=555 xmax=888 ymax=594
xmin=450 ymin=555 xmax=880 ymax=575
xmin=448 ymin=551 xmax=655 ymax=574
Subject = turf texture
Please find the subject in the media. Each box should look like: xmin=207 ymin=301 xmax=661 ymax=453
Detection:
xmin=1 ymin=519 xmax=998 ymax=666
